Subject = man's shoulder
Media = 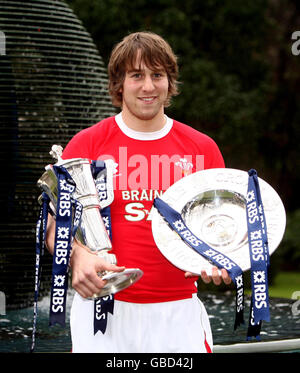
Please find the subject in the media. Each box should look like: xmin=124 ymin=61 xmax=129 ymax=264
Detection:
xmin=172 ymin=119 xmax=216 ymax=144
xmin=62 ymin=116 xmax=117 ymax=158
xmin=77 ymin=115 xmax=116 ymax=136
xmin=171 ymin=118 xmax=224 ymax=168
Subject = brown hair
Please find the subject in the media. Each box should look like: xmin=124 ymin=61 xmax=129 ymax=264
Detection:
xmin=108 ymin=31 xmax=179 ymax=107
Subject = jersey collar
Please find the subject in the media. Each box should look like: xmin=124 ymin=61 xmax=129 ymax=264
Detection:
xmin=115 ymin=112 xmax=173 ymax=141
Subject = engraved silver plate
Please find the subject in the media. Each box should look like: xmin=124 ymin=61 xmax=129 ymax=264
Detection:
xmin=151 ymin=168 xmax=286 ymax=276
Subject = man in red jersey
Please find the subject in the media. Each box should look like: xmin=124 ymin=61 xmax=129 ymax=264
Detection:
xmin=46 ymin=31 xmax=231 ymax=352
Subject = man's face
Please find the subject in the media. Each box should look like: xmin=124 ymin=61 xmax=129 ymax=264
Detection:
xmin=121 ymin=56 xmax=169 ymax=123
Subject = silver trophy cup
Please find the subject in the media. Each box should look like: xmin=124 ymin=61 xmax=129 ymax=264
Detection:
xmin=37 ymin=145 xmax=143 ymax=298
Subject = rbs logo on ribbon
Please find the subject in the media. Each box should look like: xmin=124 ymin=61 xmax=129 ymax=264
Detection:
xmin=291 ymin=31 xmax=300 ymax=56
xmin=0 ymin=31 xmax=5 ymax=55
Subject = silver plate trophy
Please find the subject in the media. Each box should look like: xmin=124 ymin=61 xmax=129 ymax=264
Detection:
xmin=151 ymin=168 xmax=286 ymax=276
xmin=37 ymin=145 xmax=143 ymax=298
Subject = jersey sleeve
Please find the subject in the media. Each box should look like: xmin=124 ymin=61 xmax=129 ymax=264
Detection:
xmin=172 ymin=120 xmax=225 ymax=170
xmin=204 ymin=136 xmax=225 ymax=169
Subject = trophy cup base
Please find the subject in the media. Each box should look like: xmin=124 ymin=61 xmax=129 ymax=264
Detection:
xmin=89 ymin=268 xmax=143 ymax=299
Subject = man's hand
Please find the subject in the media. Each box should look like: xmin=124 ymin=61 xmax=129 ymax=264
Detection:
xmin=69 ymin=242 xmax=125 ymax=299
xmin=185 ymin=266 xmax=232 ymax=286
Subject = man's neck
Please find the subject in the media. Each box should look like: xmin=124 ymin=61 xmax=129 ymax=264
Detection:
xmin=121 ymin=108 xmax=166 ymax=132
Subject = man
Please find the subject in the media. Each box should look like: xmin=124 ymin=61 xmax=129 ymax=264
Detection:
xmin=46 ymin=31 xmax=231 ymax=353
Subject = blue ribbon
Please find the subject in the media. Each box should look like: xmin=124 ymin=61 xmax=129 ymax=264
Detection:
xmin=246 ymin=169 xmax=270 ymax=340
xmin=31 ymin=192 xmax=50 ymax=352
xmin=31 ymin=166 xmax=82 ymax=352
xmin=153 ymin=197 xmax=245 ymax=330
xmin=91 ymin=160 xmax=114 ymax=334
xmin=49 ymin=165 xmax=82 ymax=327
xmin=94 ymin=295 xmax=114 ymax=334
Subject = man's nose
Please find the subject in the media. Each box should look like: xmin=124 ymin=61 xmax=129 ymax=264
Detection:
xmin=142 ymin=75 xmax=155 ymax=91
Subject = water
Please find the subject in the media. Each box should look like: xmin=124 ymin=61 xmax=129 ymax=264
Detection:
xmin=0 ymin=291 xmax=73 ymax=353
xmin=204 ymin=292 xmax=300 ymax=346
xmin=1 ymin=291 xmax=300 ymax=352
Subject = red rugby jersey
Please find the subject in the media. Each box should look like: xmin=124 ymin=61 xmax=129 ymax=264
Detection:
xmin=62 ymin=113 xmax=225 ymax=303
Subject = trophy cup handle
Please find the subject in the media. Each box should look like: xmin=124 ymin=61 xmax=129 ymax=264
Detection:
xmin=49 ymin=145 xmax=64 ymax=162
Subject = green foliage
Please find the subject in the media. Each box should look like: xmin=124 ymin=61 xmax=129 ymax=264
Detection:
xmin=276 ymin=209 xmax=300 ymax=270
xmin=268 ymin=271 xmax=300 ymax=298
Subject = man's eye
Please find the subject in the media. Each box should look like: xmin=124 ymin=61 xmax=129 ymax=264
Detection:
xmin=131 ymin=73 xmax=142 ymax=79
xmin=153 ymin=72 xmax=166 ymax=79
